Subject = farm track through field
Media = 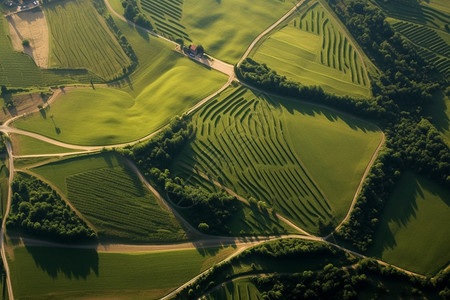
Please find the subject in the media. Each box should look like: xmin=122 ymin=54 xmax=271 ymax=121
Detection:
xmin=0 ymin=0 xmax=423 ymax=299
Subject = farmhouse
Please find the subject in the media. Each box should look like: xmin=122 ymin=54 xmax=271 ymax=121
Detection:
xmin=188 ymin=44 xmax=204 ymax=57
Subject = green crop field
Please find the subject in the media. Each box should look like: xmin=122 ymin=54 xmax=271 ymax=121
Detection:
xmin=0 ymin=9 xmax=99 ymax=87
xmin=11 ymin=134 xmax=79 ymax=156
xmin=389 ymin=19 xmax=450 ymax=78
xmin=13 ymin=14 xmax=227 ymax=146
xmin=174 ymin=85 xmax=382 ymax=233
xmin=44 ymin=0 xmax=131 ymax=80
xmin=8 ymin=245 xmax=237 ymax=299
xmin=369 ymin=172 xmax=450 ymax=276
xmin=138 ymin=0 xmax=296 ymax=63
xmin=31 ymin=153 xmax=186 ymax=242
xmin=374 ymin=0 xmax=450 ymax=32
xmin=203 ymin=278 xmax=262 ymax=300
xmin=251 ymin=2 xmax=370 ymax=98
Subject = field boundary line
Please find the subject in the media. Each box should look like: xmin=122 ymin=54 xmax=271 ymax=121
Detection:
xmin=180 ymin=163 xmax=312 ymax=236
xmin=327 ymin=131 xmax=386 ymax=237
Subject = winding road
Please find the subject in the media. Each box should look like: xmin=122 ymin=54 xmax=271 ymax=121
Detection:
xmin=0 ymin=0 xmax=425 ymax=299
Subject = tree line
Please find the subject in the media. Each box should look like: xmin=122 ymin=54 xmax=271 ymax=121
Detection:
xmin=7 ymin=173 xmax=96 ymax=242
xmin=118 ymin=117 xmax=239 ymax=234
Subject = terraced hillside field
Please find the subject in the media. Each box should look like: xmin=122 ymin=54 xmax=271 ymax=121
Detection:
xmin=251 ymin=2 xmax=370 ymax=98
xmin=31 ymin=153 xmax=186 ymax=242
xmin=44 ymin=0 xmax=131 ymax=80
xmin=390 ymin=19 xmax=450 ymax=78
xmin=138 ymin=0 xmax=296 ymax=62
xmin=174 ymin=85 xmax=382 ymax=233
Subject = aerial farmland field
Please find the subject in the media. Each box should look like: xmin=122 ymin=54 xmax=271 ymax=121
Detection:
xmin=251 ymin=1 xmax=371 ymax=98
xmin=0 ymin=0 xmax=449 ymax=297
xmin=174 ymin=85 xmax=382 ymax=233
xmin=30 ymin=153 xmax=187 ymax=242
xmin=8 ymin=245 xmax=237 ymax=299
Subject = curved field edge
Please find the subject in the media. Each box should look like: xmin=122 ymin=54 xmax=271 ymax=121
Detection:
xmin=12 ymin=67 xmax=226 ymax=146
xmin=175 ymin=85 xmax=382 ymax=234
xmin=7 ymin=245 xmax=237 ymax=299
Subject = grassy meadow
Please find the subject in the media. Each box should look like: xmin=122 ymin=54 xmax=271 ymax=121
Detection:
xmin=137 ymin=0 xmax=296 ymax=63
xmin=31 ymin=153 xmax=186 ymax=242
xmin=251 ymin=2 xmax=370 ymax=98
xmin=174 ymin=85 xmax=382 ymax=233
xmin=11 ymin=134 xmax=79 ymax=156
xmin=369 ymin=172 xmax=450 ymax=275
xmin=44 ymin=0 xmax=130 ymax=80
xmin=8 ymin=245 xmax=237 ymax=299
xmin=13 ymin=15 xmax=227 ymax=145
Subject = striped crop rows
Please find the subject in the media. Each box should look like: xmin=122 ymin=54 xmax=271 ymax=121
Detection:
xmin=392 ymin=21 xmax=449 ymax=77
xmin=297 ymin=3 xmax=368 ymax=86
xmin=178 ymin=86 xmax=334 ymax=231
xmin=66 ymin=167 xmax=183 ymax=241
xmin=140 ymin=0 xmax=190 ymax=41
xmin=44 ymin=0 xmax=130 ymax=80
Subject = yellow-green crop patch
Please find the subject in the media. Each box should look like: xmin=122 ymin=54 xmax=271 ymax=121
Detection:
xmin=251 ymin=2 xmax=370 ymax=98
xmin=369 ymin=172 xmax=450 ymax=276
xmin=31 ymin=153 xmax=186 ymax=242
xmin=9 ymin=245 xmax=236 ymax=299
xmin=44 ymin=0 xmax=131 ymax=80
xmin=175 ymin=85 xmax=382 ymax=234
xmin=139 ymin=0 xmax=296 ymax=63
xmin=13 ymin=17 xmax=227 ymax=146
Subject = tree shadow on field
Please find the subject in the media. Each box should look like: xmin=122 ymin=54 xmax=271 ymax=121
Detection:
xmin=368 ymin=172 xmax=450 ymax=258
xmin=25 ymin=245 xmax=99 ymax=279
xmin=253 ymin=89 xmax=379 ymax=134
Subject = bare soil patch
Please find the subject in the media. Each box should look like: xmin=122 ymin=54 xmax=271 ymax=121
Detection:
xmin=0 ymin=92 xmax=48 ymax=123
xmin=7 ymin=7 xmax=49 ymax=68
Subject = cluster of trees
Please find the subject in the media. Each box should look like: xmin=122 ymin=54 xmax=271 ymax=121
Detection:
xmin=121 ymin=117 xmax=192 ymax=170
xmin=252 ymin=258 xmax=449 ymax=299
xmin=150 ymin=168 xmax=239 ymax=233
xmin=7 ymin=174 xmax=96 ymax=242
xmin=121 ymin=0 xmax=152 ymax=29
xmin=328 ymin=0 xmax=441 ymax=108
xmin=236 ymin=58 xmax=390 ymax=121
xmin=239 ymin=238 xmax=345 ymax=259
xmin=119 ymin=118 xmax=239 ymax=233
